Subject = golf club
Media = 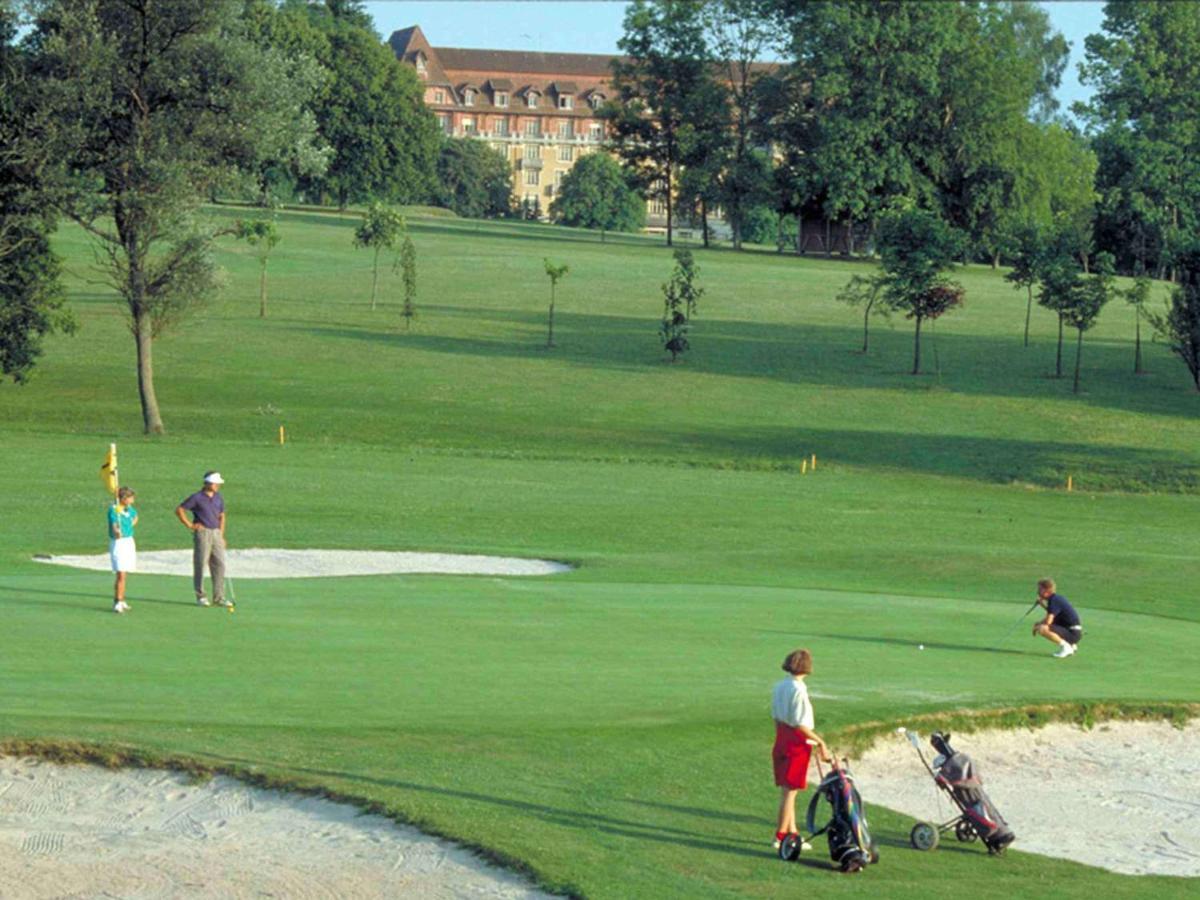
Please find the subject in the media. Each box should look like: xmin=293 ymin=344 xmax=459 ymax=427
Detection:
xmin=226 ymin=573 xmax=237 ymax=611
xmin=994 ymin=599 xmax=1039 ymax=648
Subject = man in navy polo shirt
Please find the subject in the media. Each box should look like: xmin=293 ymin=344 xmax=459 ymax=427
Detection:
xmin=176 ymin=471 xmax=228 ymax=607
xmin=1033 ymin=578 xmax=1083 ymax=658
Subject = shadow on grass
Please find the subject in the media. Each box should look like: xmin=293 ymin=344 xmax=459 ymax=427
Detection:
xmin=801 ymin=633 xmax=1031 ymax=657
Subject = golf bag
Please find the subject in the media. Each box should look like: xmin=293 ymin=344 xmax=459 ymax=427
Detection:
xmin=804 ymin=760 xmax=879 ymax=873
xmin=929 ymin=732 xmax=1014 ymax=853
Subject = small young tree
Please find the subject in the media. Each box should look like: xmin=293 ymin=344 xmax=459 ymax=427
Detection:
xmin=542 ymin=258 xmax=569 ymax=348
xmin=660 ymin=248 xmax=703 ymax=362
xmin=396 ymin=233 xmax=417 ymax=330
xmin=876 ymin=209 xmax=965 ymax=375
xmin=1062 ymin=252 xmax=1115 ymax=393
xmin=1124 ymin=272 xmax=1152 ymax=374
xmin=235 ymin=218 xmax=280 ymax=318
xmin=836 ymin=273 xmax=890 ymax=353
xmin=354 ymin=203 xmax=405 ymax=310
xmin=1149 ymin=246 xmax=1200 ymax=392
xmin=1005 ymin=223 xmax=1042 ymax=347
xmin=1035 ymin=255 xmax=1080 ymax=379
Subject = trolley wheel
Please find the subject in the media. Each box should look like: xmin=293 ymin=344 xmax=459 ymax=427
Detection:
xmin=955 ymin=820 xmax=978 ymax=843
xmin=841 ymin=853 xmax=867 ymax=874
xmin=869 ymin=847 xmax=880 ymax=865
xmin=910 ymin=821 xmax=939 ymax=851
xmin=778 ymin=833 xmax=804 ymax=862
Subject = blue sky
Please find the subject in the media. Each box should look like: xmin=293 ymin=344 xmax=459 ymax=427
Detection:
xmin=366 ymin=1 xmax=1106 ymax=116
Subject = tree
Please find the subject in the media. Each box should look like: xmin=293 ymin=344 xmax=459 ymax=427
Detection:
xmin=1035 ymin=223 xmax=1088 ymax=379
xmin=29 ymin=0 xmax=325 ymax=433
xmin=0 ymin=2 xmax=74 ymax=383
xmin=285 ymin=2 xmax=439 ymax=207
xmin=876 ymin=208 xmax=964 ymax=375
xmin=396 ymin=234 xmax=417 ymax=330
xmin=605 ymin=0 xmax=713 ymax=247
xmin=1005 ymin=223 xmax=1043 ymax=347
xmin=659 ymin=248 xmax=702 ymax=361
xmin=550 ymin=152 xmax=645 ymax=232
xmin=354 ymin=203 xmax=404 ymax=310
xmin=835 ymin=273 xmax=890 ymax=354
xmin=1062 ymin=252 xmax=1115 ymax=394
xmin=1124 ymin=273 xmax=1152 ymax=375
xmin=1149 ymin=244 xmax=1200 ymax=392
xmin=542 ymin=259 xmax=569 ymax=348
xmin=435 ymin=139 xmax=513 ymax=218
xmin=235 ymin=218 xmax=281 ymax=318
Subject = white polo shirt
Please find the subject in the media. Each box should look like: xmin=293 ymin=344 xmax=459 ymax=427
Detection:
xmin=771 ymin=676 xmax=814 ymax=729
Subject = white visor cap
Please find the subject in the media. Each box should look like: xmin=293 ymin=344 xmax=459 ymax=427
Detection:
xmin=204 ymin=472 xmax=225 ymax=484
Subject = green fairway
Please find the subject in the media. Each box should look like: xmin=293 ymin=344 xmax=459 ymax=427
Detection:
xmin=1 ymin=209 xmax=1198 ymax=897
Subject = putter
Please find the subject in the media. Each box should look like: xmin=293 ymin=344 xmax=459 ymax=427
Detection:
xmin=225 ymin=573 xmax=237 ymax=610
xmin=994 ymin=599 xmax=1039 ymax=647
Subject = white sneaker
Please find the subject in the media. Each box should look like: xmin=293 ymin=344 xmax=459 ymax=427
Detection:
xmin=1053 ymin=643 xmax=1076 ymax=658
xmin=117 ymin=601 xmax=130 ymax=612
xmin=113 ymin=602 xmax=124 ymax=614
xmin=801 ymin=838 xmax=813 ymax=851
xmin=196 ymin=596 xmax=211 ymax=607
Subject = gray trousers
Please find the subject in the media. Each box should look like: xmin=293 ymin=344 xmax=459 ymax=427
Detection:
xmin=193 ymin=527 xmax=226 ymax=602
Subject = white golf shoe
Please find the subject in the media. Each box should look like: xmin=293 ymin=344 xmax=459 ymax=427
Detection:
xmin=1053 ymin=642 xmax=1077 ymax=658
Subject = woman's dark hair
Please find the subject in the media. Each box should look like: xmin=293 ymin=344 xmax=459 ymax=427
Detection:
xmin=781 ymin=649 xmax=812 ymax=675
xmin=117 ymin=486 xmax=135 ymax=502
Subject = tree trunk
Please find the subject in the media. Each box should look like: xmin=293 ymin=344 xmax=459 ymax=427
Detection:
xmin=258 ymin=258 xmax=268 ymax=318
xmin=824 ymin=217 xmax=832 ymax=259
xmin=370 ymin=245 xmax=380 ymax=310
xmin=912 ymin=316 xmax=923 ymax=375
xmin=862 ymin=301 xmax=872 ymax=353
xmin=1080 ymin=252 xmax=1090 ymax=274
xmin=665 ymin=166 xmax=673 ymax=248
xmin=134 ymin=314 xmax=164 ymax=434
xmin=701 ymin=197 xmax=710 ymax=248
xmin=846 ymin=218 xmax=854 ymax=256
xmin=546 ymin=285 xmax=555 ymax=347
xmin=731 ymin=200 xmax=742 ymax=251
xmin=1024 ymin=285 xmax=1032 ymax=347
xmin=1055 ymin=314 xmax=1064 ymax=378
xmin=991 ymin=250 xmax=1000 ymax=270
xmin=1134 ymin=312 xmax=1144 ymax=374
xmin=1073 ymin=327 xmax=1083 ymax=393
xmin=796 ymin=212 xmax=804 ymax=256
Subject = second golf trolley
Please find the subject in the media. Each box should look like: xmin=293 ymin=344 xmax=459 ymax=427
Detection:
xmin=902 ymin=730 xmax=1015 ymax=855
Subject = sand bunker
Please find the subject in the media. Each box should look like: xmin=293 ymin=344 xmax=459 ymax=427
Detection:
xmin=34 ymin=548 xmax=572 ymax=578
xmin=0 ymin=756 xmax=551 ymax=899
xmin=851 ymin=719 xmax=1200 ymax=877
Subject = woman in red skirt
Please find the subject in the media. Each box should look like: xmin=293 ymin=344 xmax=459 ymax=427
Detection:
xmin=771 ymin=648 xmax=830 ymax=849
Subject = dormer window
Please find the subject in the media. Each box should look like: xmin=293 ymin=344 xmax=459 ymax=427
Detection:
xmin=414 ymin=52 xmax=427 ymax=79
xmin=559 ymin=95 xmax=573 ymax=110
xmin=464 ymin=88 xmax=475 ymax=107
xmin=496 ymin=92 xmax=508 ymax=108
xmin=434 ymin=89 xmax=446 ymax=104
xmin=527 ymin=91 xmax=539 ymax=109
xmin=590 ymin=93 xmax=605 ymax=110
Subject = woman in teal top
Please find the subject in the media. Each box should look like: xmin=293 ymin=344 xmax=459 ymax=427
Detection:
xmin=108 ymin=486 xmax=138 ymax=613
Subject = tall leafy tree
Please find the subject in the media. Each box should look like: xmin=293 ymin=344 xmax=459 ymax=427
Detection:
xmin=550 ymin=152 xmax=645 ymax=232
xmin=1062 ymin=252 xmax=1116 ymax=393
xmin=435 ymin=139 xmax=513 ymax=219
xmin=605 ymin=0 xmax=713 ymax=247
xmin=1149 ymin=244 xmax=1200 ymax=391
xmin=1035 ymin=223 xmax=1088 ymax=379
xmin=0 ymin=1 xmax=74 ymax=383
xmin=29 ymin=0 xmax=324 ymax=433
xmin=1078 ymin=1 xmax=1200 ymax=277
xmin=1005 ymin=222 xmax=1043 ymax=347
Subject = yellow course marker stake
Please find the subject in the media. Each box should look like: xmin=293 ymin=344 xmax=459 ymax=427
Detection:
xmin=801 ymin=460 xmax=808 ymax=474
xmin=811 ymin=454 xmax=817 ymax=471
xmin=279 ymin=425 xmax=285 ymax=445
xmin=1067 ymin=475 xmax=1073 ymax=492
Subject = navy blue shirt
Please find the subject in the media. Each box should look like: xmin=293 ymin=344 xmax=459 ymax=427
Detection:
xmin=1047 ymin=593 xmax=1081 ymax=629
xmin=179 ymin=490 xmax=225 ymax=529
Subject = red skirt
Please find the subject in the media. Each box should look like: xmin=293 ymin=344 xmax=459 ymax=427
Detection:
xmin=772 ymin=722 xmax=812 ymax=789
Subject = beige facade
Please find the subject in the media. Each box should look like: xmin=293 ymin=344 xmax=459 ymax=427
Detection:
xmin=389 ymin=26 xmax=614 ymax=213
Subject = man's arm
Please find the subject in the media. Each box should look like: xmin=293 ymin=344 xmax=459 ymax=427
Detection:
xmin=176 ymin=506 xmax=197 ymax=530
xmin=218 ymin=511 xmax=226 ymax=539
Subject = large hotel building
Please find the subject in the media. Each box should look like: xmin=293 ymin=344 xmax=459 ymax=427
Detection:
xmin=389 ymin=26 xmax=643 ymax=216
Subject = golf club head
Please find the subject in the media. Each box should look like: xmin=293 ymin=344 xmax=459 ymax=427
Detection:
xmin=905 ymin=731 xmax=922 ymax=750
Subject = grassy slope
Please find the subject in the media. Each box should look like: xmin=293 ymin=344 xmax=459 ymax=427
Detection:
xmin=1 ymin=209 xmax=1197 ymax=898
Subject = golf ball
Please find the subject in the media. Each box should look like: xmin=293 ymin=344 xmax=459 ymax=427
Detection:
xmin=918 ymin=644 xmax=925 ymax=650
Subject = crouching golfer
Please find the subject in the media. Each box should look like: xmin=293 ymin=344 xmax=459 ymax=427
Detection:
xmin=108 ymin=487 xmax=137 ymax=613
xmin=771 ymin=649 xmax=831 ymax=851
xmin=1033 ymin=578 xmax=1083 ymax=658
xmin=176 ymin=471 xmax=228 ymax=607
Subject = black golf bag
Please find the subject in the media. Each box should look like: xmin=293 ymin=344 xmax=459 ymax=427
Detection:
xmin=804 ymin=761 xmax=879 ymax=873
xmin=930 ymin=732 xmax=1015 ymax=853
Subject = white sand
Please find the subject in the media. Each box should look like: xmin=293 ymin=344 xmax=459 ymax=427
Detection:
xmin=34 ymin=548 xmax=572 ymax=578
xmin=850 ymin=720 xmax=1200 ymax=877
xmin=0 ymin=756 xmax=552 ymax=899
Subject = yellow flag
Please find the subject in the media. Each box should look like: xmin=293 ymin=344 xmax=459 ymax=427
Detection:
xmin=99 ymin=443 xmax=118 ymax=496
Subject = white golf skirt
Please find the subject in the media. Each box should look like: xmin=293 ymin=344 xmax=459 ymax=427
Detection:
xmin=109 ymin=537 xmax=137 ymax=573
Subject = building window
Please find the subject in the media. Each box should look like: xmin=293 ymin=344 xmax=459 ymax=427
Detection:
xmin=462 ymin=117 xmax=475 ymax=135
xmin=527 ymin=91 xmax=539 ymax=109
xmin=559 ymin=95 xmax=573 ymax=110
xmin=494 ymin=118 xmax=508 ymax=136
xmin=415 ymin=55 xmax=427 ymax=78
xmin=463 ymin=89 xmax=475 ymax=107
xmin=589 ymin=123 xmax=603 ymax=142
xmin=496 ymin=92 xmax=508 ymax=108
xmin=590 ymin=95 xmax=604 ymax=110
xmin=558 ymin=121 xmax=573 ymax=139
xmin=558 ymin=144 xmax=574 ymax=162
xmin=524 ymin=119 xmax=540 ymax=137
xmin=524 ymin=143 xmax=540 ymax=160
xmin=434 ymin=89 xmax=446 ymax=104
xmin=525 ymin=169 xmax=540 ymax=186
xmin=437 ymin=114 xmax=451 ymax=135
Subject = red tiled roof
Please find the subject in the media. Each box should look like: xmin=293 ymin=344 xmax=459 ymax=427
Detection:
xmin=434 ymin=47 xmax=620 ymax=77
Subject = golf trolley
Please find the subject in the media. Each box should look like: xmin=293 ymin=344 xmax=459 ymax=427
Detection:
xmin=901 ymin=730 xmax=1015 ymax=855
xmin=779 ymin=747 xmax=879 ymax=874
